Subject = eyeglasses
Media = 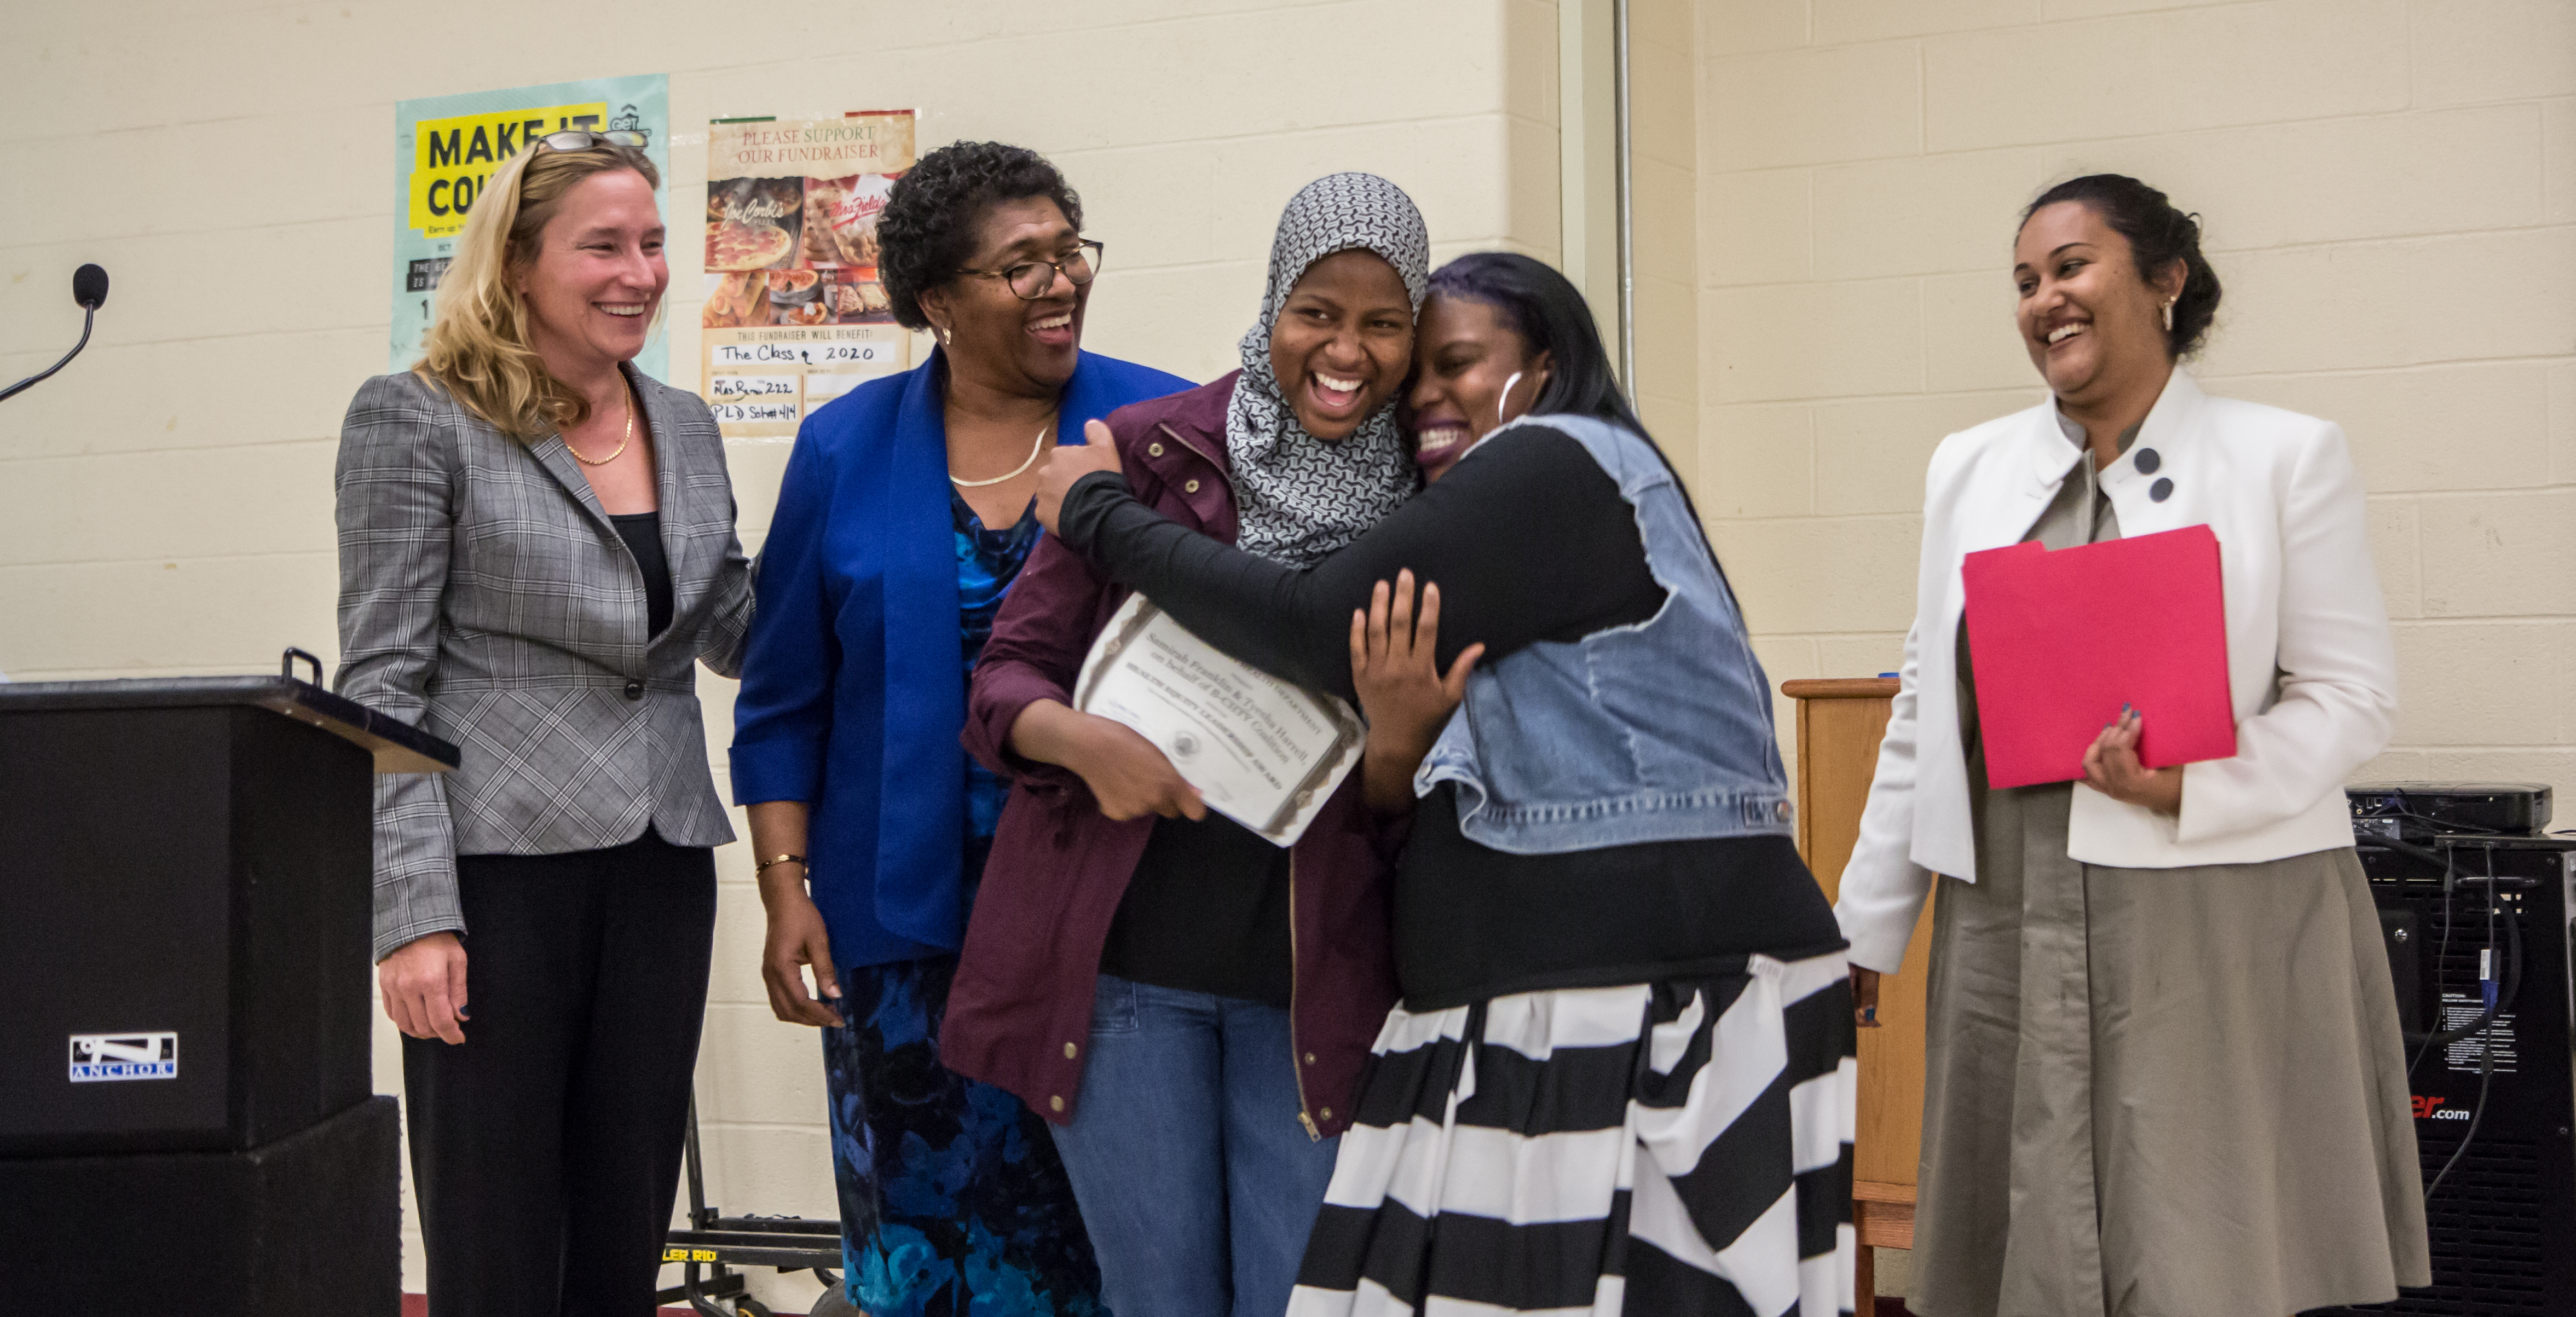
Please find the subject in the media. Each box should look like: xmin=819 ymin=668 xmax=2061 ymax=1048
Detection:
xmin=958 ymin=240 xmax=1105 ymax=301
xmin=531 ymin=129 xmax=650 ymax=154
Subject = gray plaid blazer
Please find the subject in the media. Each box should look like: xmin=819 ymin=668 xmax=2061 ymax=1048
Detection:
xmin=334 ymin=366 xmax=754 ymax=960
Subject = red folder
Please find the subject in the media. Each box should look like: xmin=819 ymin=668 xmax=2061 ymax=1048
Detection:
xmin=1960 ymin=524 xmax=2237 ymax=789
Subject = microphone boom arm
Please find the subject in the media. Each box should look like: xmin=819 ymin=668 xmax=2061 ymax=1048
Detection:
xmin=0 ymin=305 xmax=98 ymax=404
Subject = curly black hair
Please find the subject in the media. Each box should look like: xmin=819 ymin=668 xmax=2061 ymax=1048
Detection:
xmin=2021 ymin=174 xmax=2222 ymax=358
xmin=877 ymin=141 xmax=1083 ymax=333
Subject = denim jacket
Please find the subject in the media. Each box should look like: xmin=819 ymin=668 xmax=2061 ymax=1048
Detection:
xmin=1416 ymin=413 xmax=1796 ymax=852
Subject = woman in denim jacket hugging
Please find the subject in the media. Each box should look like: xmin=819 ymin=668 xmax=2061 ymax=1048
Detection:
xmin=1032 ymin=251 xmax=1856 ymax=1316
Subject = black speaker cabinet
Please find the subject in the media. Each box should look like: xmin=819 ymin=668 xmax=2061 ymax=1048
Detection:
xmin=0 ymin=1094 xmax=402 ymax=1312
xmin=0 ymin=669 xmax=454 ymax=1157
xmin=2318 ymin=835 xmax=2576 ymax=1316
xmin=0 ymin=671 xmax=452 ymax=1314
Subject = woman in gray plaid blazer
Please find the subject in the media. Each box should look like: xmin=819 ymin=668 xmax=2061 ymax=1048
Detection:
xmin=333 ymin=135 xmax=752 ymax=1313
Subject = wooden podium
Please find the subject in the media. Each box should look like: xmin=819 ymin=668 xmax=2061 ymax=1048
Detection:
xmin=1782 ymin=678 xmax=1930 ymax=1311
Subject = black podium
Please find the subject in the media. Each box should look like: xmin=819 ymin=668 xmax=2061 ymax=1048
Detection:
xmin=0 ymin=658 xmax=457 ymax=1313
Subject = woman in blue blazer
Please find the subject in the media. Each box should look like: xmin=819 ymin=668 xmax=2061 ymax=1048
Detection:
xmin=729 ymin=141 xmax=1188 ymax=1316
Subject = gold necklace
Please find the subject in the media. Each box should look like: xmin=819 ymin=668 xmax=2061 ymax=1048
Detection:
xmin=950 ymin=424 xmax=1052 ymax=488
xmin=567 ymin=384 xmax=633 ymax=467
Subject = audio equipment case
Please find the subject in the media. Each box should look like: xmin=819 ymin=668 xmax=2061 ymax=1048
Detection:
xmin=2318 ymin=785 xmax=2576 ymax=1316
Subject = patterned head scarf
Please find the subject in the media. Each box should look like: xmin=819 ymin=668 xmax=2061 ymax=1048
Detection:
xmin=1227 ymin=173 xmax=1431 ymax=567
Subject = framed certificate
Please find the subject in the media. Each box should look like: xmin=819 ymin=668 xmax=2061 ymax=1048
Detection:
xmin=1072 ymin=594 xmax=1365 ymax=846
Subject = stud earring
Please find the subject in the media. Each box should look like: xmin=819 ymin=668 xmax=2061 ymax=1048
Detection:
xmin=937 ymin=324 xmax=952 ymax=345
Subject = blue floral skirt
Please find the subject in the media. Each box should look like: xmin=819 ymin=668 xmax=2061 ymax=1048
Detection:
xmin=823 ymin=953 xmax=1107 ymax=1317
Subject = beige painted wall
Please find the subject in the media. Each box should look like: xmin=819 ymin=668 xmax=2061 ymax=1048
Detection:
xmin=14 ymin=0 xmax=2561 ymax=1301
xmin=0 ymin=2 xmax=1558 ymax=1302
xmin=1633 ymin=0 xmax=1706 ymax=458
xmin=1687 ymin=0 xmax=2576 ymax=815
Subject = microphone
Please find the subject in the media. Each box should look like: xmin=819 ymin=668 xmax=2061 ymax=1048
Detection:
xmin=0 ymin=264 xmax=111 ymax=403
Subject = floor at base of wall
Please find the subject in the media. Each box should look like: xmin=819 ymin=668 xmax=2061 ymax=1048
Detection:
xmin=402 ymin=1293 xmax=1890 ymax=1317
xmin=400 ymin=1299 xmax=806 ymax=1317
xmin=396 ymin=1285 xmax=1898 ymax=1315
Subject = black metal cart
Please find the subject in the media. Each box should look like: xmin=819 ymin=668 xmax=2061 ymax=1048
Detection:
xmin=657 ymin=1100 xmax=857 ymax=1316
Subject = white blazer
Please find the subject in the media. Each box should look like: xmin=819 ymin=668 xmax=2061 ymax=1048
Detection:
xmin=1834 ymin=366 xmax=2397 ymax=973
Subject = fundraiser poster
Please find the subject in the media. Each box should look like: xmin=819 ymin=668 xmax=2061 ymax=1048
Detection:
xmin=700 ymin=112 xmax=916 ymax=439
xmin=389 ymin=74 xmax=672 ymax=377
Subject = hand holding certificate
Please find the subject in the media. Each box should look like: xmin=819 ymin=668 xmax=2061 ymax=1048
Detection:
xmin=1073 ymin=594 xmax=1365 ymax=846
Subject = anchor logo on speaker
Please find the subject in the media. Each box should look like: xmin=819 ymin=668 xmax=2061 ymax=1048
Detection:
xmin=67 ymin=1032 xmax=178 ymax=1083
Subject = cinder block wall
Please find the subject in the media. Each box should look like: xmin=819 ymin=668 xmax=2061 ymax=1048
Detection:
xmin=1631 ymin=0 xmax=1706 ymax=454
xmin=1689 ymin=0 xmax=2576 ymax=808
xmin=0 ymin=2 xmax=1558 ymax=1303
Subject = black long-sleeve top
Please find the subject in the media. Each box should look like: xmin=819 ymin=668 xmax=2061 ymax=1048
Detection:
xmin=1067 ymin=425 xmax=1666 ymax=700
xmin=1059 ymin=425 xmax=1844 ymax=1008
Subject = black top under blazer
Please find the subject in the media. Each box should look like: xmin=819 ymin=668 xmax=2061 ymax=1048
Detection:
xmin=333 ymin=363 xmax=754 ymax=960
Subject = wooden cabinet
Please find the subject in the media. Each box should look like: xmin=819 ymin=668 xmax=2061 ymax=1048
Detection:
xmin=1782 ymin=678 xmax=1928 ymax=1309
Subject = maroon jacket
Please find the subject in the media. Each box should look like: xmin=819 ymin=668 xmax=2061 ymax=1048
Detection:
xmin=942 ymin=374 xmax=1402 ymax=1141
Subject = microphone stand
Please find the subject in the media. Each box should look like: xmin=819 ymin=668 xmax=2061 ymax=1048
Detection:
xmin=0 ymin=304 xmax=99 ymax=403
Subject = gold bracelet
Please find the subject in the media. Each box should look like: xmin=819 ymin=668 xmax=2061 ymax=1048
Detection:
xmin=754 ymin=853 xmax=807 ymax=875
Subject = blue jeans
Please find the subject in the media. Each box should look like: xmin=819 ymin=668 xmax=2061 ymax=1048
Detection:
xmin=1047 ymin=974 xmax=1341 ymax=1317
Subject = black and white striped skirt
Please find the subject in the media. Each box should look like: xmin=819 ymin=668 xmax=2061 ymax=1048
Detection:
xmin=1291 ymin=950 xmax=1856 ymax=1316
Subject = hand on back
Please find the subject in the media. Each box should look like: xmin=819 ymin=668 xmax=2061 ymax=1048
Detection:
xmin=1353 ymin=570 xmax=1482 ymax=813
xmin=1033 ymin=420 xmax=1125 ymax=534
xmin=1354 ymin=570 xmax=1481 ymax=761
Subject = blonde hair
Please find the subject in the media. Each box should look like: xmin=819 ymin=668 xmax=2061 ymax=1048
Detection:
xmin=414 ymin=143 xmax=661 ymax=437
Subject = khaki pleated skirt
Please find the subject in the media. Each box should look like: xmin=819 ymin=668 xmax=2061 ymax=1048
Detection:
xmin=1908 ymin=778 xmax=2431 ymax=1317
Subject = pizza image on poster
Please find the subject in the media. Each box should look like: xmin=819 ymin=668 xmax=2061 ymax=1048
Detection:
xmin=800 ymin=173 xmax=896 ymax=270
xmin=700 ymin=112 xmax=916 ymax=438
xmin=706 ymin=177 xmax=802 ymax=272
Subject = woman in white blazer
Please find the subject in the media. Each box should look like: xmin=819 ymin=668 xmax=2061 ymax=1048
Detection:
xmin=1836 ymin=175 xmax=2428 ymax=1317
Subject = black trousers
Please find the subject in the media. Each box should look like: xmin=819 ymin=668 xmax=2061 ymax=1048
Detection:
xmin=403 ymin=828 xmax=717 ymax=1317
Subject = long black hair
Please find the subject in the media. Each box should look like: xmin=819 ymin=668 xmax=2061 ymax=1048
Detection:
xmin=2021 ymin=174 xmax=2222 ymax=358
xmin=1425 ymin=251 xmax=1737 ymax=598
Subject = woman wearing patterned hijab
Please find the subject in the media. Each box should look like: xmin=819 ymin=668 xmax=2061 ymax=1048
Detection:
xmin=944 ymin=173 xmax=1429 ymax=1317
xmin=1221 ymin=174 xmax=1428 ymax=566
